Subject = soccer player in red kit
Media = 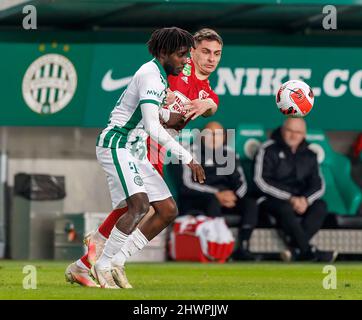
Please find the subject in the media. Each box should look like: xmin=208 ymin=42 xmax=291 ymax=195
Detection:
xmin=65 ymin=28 xmax=223 ymax=287
xmin=148 ymin=30 xmax=221 ymax=176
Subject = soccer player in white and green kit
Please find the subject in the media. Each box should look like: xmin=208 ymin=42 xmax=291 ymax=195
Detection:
xmin=92 ymin=27 xmax=205 ymax=288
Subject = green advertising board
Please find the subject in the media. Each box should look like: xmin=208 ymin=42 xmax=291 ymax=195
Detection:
xmin=1 ymin=35 xmax=362 ymax=130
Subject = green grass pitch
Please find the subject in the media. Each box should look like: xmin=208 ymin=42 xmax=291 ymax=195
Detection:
xmin=0 ymin=260 xmax=361 ymax=300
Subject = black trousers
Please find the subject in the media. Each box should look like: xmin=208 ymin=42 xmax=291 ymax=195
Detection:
xmin=260 ymin=197 xmax=328 ymax=254
xmin=179 ymin=193 xmax=258 ymax=246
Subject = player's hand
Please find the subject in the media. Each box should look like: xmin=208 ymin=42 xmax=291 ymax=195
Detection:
xmin=166 ymin=89 xmax=176 ymax=106
xmin=165 ymin=112 xmax=186 ymax=131
xmin=184 ymin=99 xmax=215 ymax=120
xmin=187 ymin=160 xmax=205 ymax=184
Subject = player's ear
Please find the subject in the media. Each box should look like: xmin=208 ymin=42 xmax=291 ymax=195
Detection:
xmin=159 ymin=49 xmax=167 ymax=60
xmin=190 ymin=47 xmax=195 ymax=60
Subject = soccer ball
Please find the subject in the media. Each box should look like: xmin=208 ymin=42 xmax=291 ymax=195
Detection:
xmin=276 ymin=80 xmax=314 ymax=117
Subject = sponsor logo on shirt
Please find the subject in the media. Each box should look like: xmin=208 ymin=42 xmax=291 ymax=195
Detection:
xmin=168 ymin=91 xmax=190 ymax=116
xmin=147 ymin=89 xmax=163 ymax=98
xmin=182 ymin=64 xmax=192 ymax=77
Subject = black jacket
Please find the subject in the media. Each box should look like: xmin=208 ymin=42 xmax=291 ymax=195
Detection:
xmin=254 ymin=127 xmax=325 ymax=204
xmin=176 ymin=142 xmax=247 ymax=199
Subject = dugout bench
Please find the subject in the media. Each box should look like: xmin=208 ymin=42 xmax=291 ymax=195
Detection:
xmin=163 ymin=125 xmax=362 ymax=255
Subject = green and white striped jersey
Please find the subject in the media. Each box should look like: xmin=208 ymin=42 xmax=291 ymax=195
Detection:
xmin=96 ymin=58 xmax=168 ymax=160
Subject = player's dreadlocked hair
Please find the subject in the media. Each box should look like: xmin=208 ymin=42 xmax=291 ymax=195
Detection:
xmin=147 ymin=27 xmax=195 ymax=58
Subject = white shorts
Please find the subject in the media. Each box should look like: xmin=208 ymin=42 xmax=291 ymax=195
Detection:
xmin=96 ymin=146 xmax=172 ymax=209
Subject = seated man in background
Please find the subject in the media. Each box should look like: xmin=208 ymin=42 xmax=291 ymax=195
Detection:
xmin=173 ymin=121 xmax=259 ymax=260
xmin=254 ymin=117 xmax=338 ymax=262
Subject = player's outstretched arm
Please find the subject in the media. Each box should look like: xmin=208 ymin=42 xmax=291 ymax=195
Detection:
xmin=184 ymin=98 xmax=218 ymax=120
xmin=187 ymin=159 xmax=206 ymax=184
xmin=157 ymin=107 xmax=205 ymax=183
xmin=142 ymin=103 xmax=204 ymax=179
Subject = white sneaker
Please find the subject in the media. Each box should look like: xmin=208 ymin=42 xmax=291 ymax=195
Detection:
xmin=92 ymin=263 xmax=119 ymax=289
xmin=111 ymin=264 xmax=133 ymax=289
xmin=65 ymin=262 xmax=99 ymax=287
xmin=85 ymin=231 xmax=107 ymax=266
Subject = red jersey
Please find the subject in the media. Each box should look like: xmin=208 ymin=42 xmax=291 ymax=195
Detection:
xmin=168 ymin=58 xmax=219 ymax=114
xmin=147 ymin=58 xmax=219 ymax=176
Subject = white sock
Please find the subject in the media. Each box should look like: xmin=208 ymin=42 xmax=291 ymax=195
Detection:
xmin=76 ymin=259 xmax=89 ymax=270
xmin=111 ymin=228 xmax=149 ymax=267
xmin=96 ymin=227 xmax=129 ymax=269
xmin=95 ymin=229 xmax=107 ymax=241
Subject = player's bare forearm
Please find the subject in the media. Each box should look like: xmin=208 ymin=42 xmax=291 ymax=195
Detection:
xmin=185 ymin=98 xmax=218 ymax=120
xmin=202 ymin=99 xmax=218 ymax=117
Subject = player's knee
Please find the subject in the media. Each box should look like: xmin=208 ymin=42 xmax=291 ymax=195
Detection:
xmin=127 ymin=194 xmax=150 ymax=217
xmin=164 ymin=200 xmax=178 ymax=223
xmin=128 ymin=203 xmax=150 ymax=227
xmin=134 ymin=202 xmax=150 ymax=218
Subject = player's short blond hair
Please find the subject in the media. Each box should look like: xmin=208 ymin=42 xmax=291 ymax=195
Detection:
xmin=194 ymin=28 xmax=223 ymax=46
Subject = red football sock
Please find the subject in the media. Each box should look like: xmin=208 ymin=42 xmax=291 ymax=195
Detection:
xmin=98 ymin=207 xmax=128 ymax=238
xmin=80 ymin=254 xmax=91 ymax=269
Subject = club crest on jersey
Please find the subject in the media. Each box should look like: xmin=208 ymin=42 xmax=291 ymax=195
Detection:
xmin=199 ymin=90 xmax=209 ymax=100
xmin=22 ymin=54 xmax=77 ymax=115
xmin=134 ymin=175 xmax=144 ymax=186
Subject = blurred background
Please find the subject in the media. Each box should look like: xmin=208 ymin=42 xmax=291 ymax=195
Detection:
xmin=0 ymin=0 xmax=361 ymax=262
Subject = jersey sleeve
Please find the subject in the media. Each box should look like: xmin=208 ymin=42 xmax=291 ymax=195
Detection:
xmin=141 ymin=103 xmax=193 ymax=164
xmin=208 ymin=88 xmax=219 ymax=106
xmin=137 ymin=72 xmax=166 ymax=106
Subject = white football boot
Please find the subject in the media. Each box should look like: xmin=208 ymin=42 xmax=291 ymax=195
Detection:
xmin=91 ymin=263 xmax=119 ymax=289
xmin=84 ymin=230 xmax=107 ymax=266
xmin=65 ymin=262 xmax=99 ymax=288
xmin=111 ymin=264 xmax=133 ymax=289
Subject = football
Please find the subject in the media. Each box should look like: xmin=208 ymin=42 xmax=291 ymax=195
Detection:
xmin=276 ymin=80 xmax=314 ymax=117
